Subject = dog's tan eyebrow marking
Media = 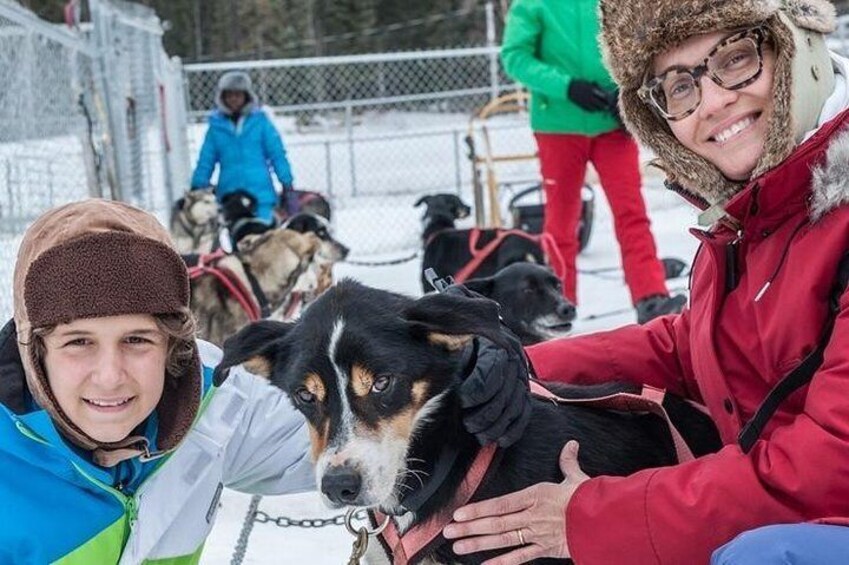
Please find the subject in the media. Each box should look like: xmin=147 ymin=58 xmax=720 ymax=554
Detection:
xmin=351 ymin=365 xmax=374 ymax=397
xmin=303 ymin=373 xmax=326 ymax=403
xmin=307 ymin=419 xmax=330 ymax=462
xmin=427 ymin=333 xmax=473 ymax=351
xmin=243 ymin=356 xmax=273 ymax=378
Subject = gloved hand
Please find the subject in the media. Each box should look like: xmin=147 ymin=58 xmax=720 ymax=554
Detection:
xmin=604 ymin=88 xmax=624 ymax=126
xmin=280 ymin=188 xmax=301 ymax=217
xmin=567 ymin=79 xmax=610 ymax=112
xmin=444 ymin=284 xmax=533 ymax=448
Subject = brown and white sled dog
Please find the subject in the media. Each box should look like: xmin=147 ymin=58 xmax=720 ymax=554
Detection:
xmin=170 ymin=188 xmax=220 ymax=254
xmin=189 ymin=227 xmax=321 ymax=346
xmin=214 ymin=281 xmax=720 ymax=564
xmin=276 ymin=212 xmax=351 ymax=319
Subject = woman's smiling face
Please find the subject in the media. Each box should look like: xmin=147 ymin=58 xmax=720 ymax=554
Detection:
xmin=653 ymin=30 xmax=777 ymax=180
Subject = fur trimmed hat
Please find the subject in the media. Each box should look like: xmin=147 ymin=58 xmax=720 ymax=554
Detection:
xmin=599 ymin=0 xmax=837 ymax=206
xmin=13 ymin=199 xmax=201 ymax=467
xmin=216 ymin=70 xmax=258 ymax=116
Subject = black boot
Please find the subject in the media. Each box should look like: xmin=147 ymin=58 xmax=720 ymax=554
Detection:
xmin=635 ymin=294 xmax=687 ymax=324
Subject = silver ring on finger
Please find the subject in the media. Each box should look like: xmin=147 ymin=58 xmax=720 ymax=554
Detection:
xmin=516 ymin=529 xmax=526 ymax=546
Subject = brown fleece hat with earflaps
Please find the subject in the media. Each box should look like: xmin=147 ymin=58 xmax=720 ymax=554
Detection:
xmin=599 ymin=0 xmax=837 ymax=209
xmin=13 ymin=199 xmax=201 ymax=467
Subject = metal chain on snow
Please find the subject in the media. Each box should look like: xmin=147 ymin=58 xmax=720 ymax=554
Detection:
xmin=345 ymin=250 xmax=420 ymax=267
xmin=229 ymin=494 xmax=370 ymax=565
xmin=230 ymin=494 xmax=263 ymax=565
xmin=254 ymin=508 xmax=369 ymax=528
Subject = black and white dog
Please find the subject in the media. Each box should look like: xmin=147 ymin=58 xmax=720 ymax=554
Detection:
xmin=216 ymin=281 xmax=720 ymax=564
xmin=465 ymin=263 xmax=575 ymax=345
xmin=416 ymin=194 xmax=546 ymax=293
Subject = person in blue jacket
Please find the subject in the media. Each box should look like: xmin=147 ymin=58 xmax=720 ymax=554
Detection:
xmin=190 ymin=70 xmax=298 ymax=227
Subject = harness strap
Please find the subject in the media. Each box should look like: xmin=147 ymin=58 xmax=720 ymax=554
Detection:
xmin=738 ymin=251 xmax=849 ymax=453
xmin=530 ymin=381 xmax=695 ymax=463
xmin=240 ymin=260 xmax=272 ymax=318
xmin=187 ymin=254 xmax=262 ymax=321
xmin=372 ymin=444 xmax=497 ymax=565
xmin=449 ymin=228 xmax=567 ymax=285
xmin=454 ymin=228 xmax=549 ymax=283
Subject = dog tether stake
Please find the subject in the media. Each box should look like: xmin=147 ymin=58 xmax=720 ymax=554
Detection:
xmin=345 ymin=507 xmax=390 ymax=564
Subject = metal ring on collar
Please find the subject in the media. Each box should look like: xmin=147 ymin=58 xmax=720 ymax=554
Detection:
xmin=345 ymin=507 xmax=391 ymax=536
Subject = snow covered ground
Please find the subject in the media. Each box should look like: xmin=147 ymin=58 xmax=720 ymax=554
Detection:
xmin=199 ymin=177 xmax=703 ymax=564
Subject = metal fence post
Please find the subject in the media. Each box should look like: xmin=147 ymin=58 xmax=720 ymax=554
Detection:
xmin=486 ymin=1 xmax=499 ymax=101
xmin=453 ymin=129 xmax=462 ymax=194
xmin=324 ymin=140 xmax=333 ymax=195
xmin=346 ymin=100 xmax=356 ymax=196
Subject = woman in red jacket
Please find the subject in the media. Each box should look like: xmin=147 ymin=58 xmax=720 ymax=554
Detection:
xmin=444 ymin=0 xmax=849 ymax=563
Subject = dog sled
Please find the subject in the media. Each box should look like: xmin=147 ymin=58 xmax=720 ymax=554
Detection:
xmin=465 ymin=91 xmax=595 ymax=252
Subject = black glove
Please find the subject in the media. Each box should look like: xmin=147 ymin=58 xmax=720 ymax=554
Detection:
xmin=604 ymin=88 xmax=624 ymax=126
xmin=444 ymin=283 xmax=533 ymax=448
xmin=567 ymin=79 xmax=610 ymax=112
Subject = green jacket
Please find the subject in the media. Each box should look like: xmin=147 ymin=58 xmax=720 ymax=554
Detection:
xmin=500 ymin=0 xmax=619 ymax=135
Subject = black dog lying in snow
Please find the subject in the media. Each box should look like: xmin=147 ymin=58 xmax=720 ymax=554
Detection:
xmin=465 ymin=262 xmax=575 ymax=345
xmin=416 ymin=194 xmax=546 ymax=293
xmin=215 ymin=280 xmax=721 ymax=565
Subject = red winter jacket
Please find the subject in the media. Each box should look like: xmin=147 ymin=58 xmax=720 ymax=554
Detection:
xmin=526 ymin=110 xmax=849 ymax=564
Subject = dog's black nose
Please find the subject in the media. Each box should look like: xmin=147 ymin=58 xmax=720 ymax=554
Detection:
xmin=321 ymin=465 xmax=362 ymax=504
xmin=338 ymin=243 xmax=350 ymax=260
xmin=557 ymin=302 xmax=577 ymax=321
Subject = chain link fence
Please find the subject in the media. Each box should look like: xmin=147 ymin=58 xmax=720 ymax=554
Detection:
xmin=0 ymin=0 xmax=188 ymax=322
xmin=183 ymin=4 xmax=539 ymax=257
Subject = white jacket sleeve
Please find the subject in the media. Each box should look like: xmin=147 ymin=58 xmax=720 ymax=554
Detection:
xmin=199 ymin=341 xmax=315 ymax=495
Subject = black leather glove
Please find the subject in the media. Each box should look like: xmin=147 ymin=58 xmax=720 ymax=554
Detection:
xmin=444 ymin=283 xmax=533 ymax=448
xmin=567 ymin=79 xmax=610 ymax=112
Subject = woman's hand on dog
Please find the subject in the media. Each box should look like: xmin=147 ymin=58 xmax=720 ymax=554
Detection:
xmin=443 ymin=441 xmax=589 ymax=564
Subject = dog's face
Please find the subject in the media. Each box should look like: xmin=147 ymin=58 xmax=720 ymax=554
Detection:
xmin=183 ymin=189 xmax=218 ymax=224
xmin=465 ymin=263 xmax=575 ymax=345
xmin=215 ymin=281 xmax=505 ymax=510
xmin=237 ymin=228 xmax=321 ymax=294
xmin=283 ymin=212 xmax=349 ymax=264
xmin=414 ymin=194 xmax=472 ymax=222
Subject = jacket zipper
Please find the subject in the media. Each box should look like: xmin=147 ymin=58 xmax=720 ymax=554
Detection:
xmin=725 ymin=230 xmax=743 ymax=293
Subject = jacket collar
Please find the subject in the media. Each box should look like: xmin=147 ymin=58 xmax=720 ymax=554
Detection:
xmin=722 ymin=108 xmax=849 ymax=233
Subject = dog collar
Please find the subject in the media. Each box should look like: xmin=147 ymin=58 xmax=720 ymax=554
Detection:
xmin=369 ymin=443 xmax=498 ymax=565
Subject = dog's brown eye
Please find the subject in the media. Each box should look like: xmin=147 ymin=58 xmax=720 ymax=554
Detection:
xmin=372 ymin=375 xmax=391 ymax=393
xmin=295 ymin=387 xmax=316 ymax=403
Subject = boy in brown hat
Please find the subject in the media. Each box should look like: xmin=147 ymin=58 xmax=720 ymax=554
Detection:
xmin=445 ymin=0 xmax=849 ymax=562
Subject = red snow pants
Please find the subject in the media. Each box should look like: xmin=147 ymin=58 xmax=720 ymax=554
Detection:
xmin=535 ymin=130 xmax=668 ymax=305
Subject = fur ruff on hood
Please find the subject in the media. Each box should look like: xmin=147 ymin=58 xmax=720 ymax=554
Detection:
xmin=599 ymin=0 xmax=837 ymax=206
xmin=215 ymin=70 xmax=258 ymax=116
xmin=13 ymin=199 xmax=201 ymax=467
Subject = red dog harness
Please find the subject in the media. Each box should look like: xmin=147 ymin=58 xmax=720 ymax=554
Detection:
xmin=452 ymin=228 xmax=566 ymax=285
xmin=187 ymin=249 xmax=262 ymax=321
xmin=367 ymin=381 xmax=695 ymax=565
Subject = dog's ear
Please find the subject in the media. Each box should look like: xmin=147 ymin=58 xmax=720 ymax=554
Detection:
xmin=236 ymin=229 xmax=272 ymax=254
xmin=174 ymin=196 xmax=186 ymax=210
xmin=413 ymin=195 xmax=430 ymax=208
xmin=403 ymin=293 xmax=505 ymax=351
xmin=463 ymin=276 xmax=495 ymax=297
xmin=214 ymin=320 xmax=294 ymax=385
